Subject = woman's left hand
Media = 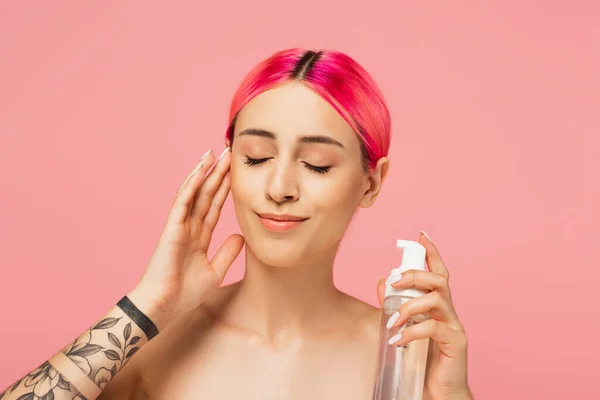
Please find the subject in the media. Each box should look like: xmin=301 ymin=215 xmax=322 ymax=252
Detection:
xmin=377 ymin=232 xmax=474 ymax=400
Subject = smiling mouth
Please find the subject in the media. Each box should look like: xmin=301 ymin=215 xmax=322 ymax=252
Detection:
xmin=256 ymin=213 xmax=309 ymax=232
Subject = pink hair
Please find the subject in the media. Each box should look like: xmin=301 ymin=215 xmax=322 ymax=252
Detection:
xmin=226 ymin=48 xmax=391 ymax=169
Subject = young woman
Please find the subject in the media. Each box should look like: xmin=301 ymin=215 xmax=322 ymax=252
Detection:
xmin=1 ymin=49 xmax=473 ymax=400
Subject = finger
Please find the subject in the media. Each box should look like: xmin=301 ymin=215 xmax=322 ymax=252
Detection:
xmin=167 ymin=152 xmax=216 ymax=225
xmin=210 ymin=233 xmax=245 ymax=281
xmin=387 ymin=291 xmax=459 ymax=329
xmin=176 ymin=150 xmax=213 ymax=196
xmin=376 ymin=278 xmax=386 ymax=307
xmin=198 ymin=172 xmax=231 ymax=249
xmin=419 ymin=231 xmax=449 ymax=278
xmin=189 ymin=147 xmax=230 ymax=221
xmin=390 ymin=269 xmax=450 ymax=297
xmin=202 ymin=172 xmax=231 ymax=231
xmin=388 ymin=319 xmax=467 ymax=358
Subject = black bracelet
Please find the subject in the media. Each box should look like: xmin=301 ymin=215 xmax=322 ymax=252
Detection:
xmin=116 ymin=296 xmax=159 ymax=340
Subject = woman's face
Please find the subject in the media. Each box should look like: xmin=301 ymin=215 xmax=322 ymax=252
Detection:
xmin=230 ymin=81 xmax=386 ymax=267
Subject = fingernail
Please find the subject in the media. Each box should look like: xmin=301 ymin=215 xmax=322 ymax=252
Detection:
xmin=386 ymin=274 xmax=402 ymax=285
xmin=200 ymin=149 xmax=213 ymax=161
xmin=386 ymin=312 xmax=400 ymax=329
xmin=421 ymin=230 xmax=432 ymax=243
xmin=388 ymin=333 xmax=403 ymax=345
xmin=219 ymin=147 xmax=230 ymax=160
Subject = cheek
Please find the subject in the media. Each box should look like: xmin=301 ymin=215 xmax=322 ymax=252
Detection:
xmin=230 ymin=166 xmax=257 ymax=233
xmin=303 ymin=177 xmax=362 ymax=246
xmin=308 ymin=174 xmax=364 ymax=215
xmin=230 ymin=168 xmax=247 ymax=201
xmin=230 ymin=162 xmax=261 ymax=203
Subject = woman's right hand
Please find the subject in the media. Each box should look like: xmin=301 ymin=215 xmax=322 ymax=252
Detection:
xmin=128 ymin=148 xmax=245 ymax=329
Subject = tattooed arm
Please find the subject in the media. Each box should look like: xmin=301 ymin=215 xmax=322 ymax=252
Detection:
xmin=0 ymin=291 xmax=164 ymax=400
xmin=1 ymin=148 xmax=243 ymax=399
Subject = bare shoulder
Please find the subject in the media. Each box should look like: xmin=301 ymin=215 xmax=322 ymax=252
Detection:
xmin=337 ymin=292 xmax=382 ymax=340
xmin=101 ymin=284 xmax=239 ymax=399
xmin=100 ymin=305 xmax=214 ymax=399
xmin=136 ymin=283 xmax=239 ymax=364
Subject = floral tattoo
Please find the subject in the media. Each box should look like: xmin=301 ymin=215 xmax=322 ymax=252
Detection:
xmin=1 ymin=316 xmax=146 ymax=400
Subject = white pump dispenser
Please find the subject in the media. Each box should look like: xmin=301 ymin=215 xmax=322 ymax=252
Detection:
xmin=384 ymin=240 xmax=427 ymax=298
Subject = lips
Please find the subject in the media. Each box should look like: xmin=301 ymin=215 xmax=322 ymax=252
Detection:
xmin=256 ymin=213 xmax=308 ymax=232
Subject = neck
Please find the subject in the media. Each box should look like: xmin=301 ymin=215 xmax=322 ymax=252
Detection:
xmin=228 ymin=244 xmax=344 ymax=342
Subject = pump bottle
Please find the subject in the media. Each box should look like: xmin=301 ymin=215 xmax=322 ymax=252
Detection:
xmin=372 ymin=240 xmax=430 ymax=400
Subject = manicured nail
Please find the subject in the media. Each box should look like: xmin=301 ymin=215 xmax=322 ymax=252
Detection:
xmin=386 ymin=312 xmax=400 ymax=329
xmin=200 ymin=149 xmax=212 ymax=161
xmin=219 ymin=147 xmax=230 ymax=160
xmin=388 ymin=333 xmax=403 ymax=345
xmin=386 ymin=274 xmax=402 ymax=285
xmin=421 ymin=230 xmax=432 ymax=243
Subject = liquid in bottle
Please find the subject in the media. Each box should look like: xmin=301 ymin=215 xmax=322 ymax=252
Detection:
xmin=372 ymin=240 xmax=430 ymax=400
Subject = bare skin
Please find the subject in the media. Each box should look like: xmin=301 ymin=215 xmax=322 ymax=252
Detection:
xmin=1 ymin=81 xmax=472 ymax=400
xmin=100 ymin=285 xmax=382 ymax=400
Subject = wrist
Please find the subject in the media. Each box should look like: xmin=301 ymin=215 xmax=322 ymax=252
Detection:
xmin=126 ymin=287 xmax=173 ymax=331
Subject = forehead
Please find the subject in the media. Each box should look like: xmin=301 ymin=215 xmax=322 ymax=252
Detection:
xmin=234 ymin=81 xmax=358 ymax=146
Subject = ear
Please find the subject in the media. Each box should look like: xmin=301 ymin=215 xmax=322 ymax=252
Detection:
xmin=359 ymin=156 xmax=390 ymax=208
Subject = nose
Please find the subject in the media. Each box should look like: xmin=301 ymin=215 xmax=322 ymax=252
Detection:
xmin=265 ymin=159 xmax=299 ymax=204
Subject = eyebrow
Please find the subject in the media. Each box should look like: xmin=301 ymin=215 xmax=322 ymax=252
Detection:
xmin=238 ymin=128 xmax=345 ymax=148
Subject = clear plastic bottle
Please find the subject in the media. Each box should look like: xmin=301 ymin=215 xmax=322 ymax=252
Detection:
xmin=373 ymin=240 xmax=430 ymax=400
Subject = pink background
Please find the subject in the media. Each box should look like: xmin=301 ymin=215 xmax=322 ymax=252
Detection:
xmin=1 ymin=1 xmax=598 ymax=398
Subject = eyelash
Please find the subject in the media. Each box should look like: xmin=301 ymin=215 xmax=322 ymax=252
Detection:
xmin=243 ymin=157 xmax=331 ymax=175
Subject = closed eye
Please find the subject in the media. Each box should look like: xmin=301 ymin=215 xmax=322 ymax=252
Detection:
xmin=302 ymin=162 xmax=331 ymax=174
xmin=243 ymin=157 xmax=270 ymax=166
xmin=243 ymin=157 xmax=331 ymax=175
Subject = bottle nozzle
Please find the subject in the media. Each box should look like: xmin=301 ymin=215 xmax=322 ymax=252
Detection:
xmin=396 ymin=240 xmax=426 ymax=272
xmin=385 ymin=239 xmax=428 ymax=299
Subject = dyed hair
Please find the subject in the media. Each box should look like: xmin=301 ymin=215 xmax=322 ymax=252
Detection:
xmin=225 ymin=48 xmax=391 ymax=170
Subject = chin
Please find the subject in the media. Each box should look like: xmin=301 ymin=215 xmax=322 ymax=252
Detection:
xmin=246 ymin=236 xmax=309 ymax=268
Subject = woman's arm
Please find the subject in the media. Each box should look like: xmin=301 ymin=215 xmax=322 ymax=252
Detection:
xmin=0 ymin=291 xmax=164 ymax=400
xmin=1 ymin=147 xmax=243 ymax=400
